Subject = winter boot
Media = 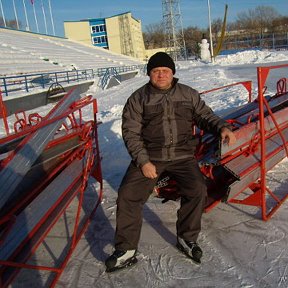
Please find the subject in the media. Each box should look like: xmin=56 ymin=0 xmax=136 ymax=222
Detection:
xmin=105 ymin=249 xmax=137 ymax=272
xmin=176 ymin=237 xmax=203 ymax=264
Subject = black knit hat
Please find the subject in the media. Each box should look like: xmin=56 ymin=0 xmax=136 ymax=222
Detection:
xmin=147 ymin=52 xmax=175 ymax=75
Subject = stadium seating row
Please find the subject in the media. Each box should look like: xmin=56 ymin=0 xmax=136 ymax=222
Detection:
xmin=0 ymin=28 xmax=144 ymax=76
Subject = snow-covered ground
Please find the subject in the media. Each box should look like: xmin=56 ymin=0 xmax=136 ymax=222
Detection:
xmin=2 ymin=49 xmax=288 ymax=287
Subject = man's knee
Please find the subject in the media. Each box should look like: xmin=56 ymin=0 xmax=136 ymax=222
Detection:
xmin=182 ymin=179 xmax=207 ymax=199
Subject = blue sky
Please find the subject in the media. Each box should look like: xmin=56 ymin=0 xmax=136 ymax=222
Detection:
xmin=1 ymin=0 xmax=287 ymax=37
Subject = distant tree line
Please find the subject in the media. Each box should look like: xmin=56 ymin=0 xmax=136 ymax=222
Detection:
xmin=0 ymin=17 xmax=21 ymax=30
xmin=143 ymin=6 xmax=288 ymax=56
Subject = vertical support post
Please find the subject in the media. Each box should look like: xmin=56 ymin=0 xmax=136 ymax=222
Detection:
xmin=24 ymin=75 xmax=29 ymax=92
xmin=257 ymin=67 xmax=268 ymax=220
xmin=0 ymin=90 xmax=9 ymax=135
xmin=41 ymin=74 xmax=45 ymax=89
xmin=3 ymin=78 xmax=8 ymax=96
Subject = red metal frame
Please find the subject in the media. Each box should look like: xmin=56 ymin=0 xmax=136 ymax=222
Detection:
xmin=200 ymin=80 xmax=252 ymax=102
xmin=0 ymin=93 xmax=103 ymax=287
xmin=153 ymin=80 xmax=253 ymax=204
xmin=154 ymin=70 xmax=288 ymax=221
xmin=0 ymin=90 xmax=9 ymax=135
xmin=228 ymin=64 xmax=288 ymax=221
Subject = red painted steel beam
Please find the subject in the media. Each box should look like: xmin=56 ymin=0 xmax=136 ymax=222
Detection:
xmin=0 ymin=95 xmax=103 ymax=287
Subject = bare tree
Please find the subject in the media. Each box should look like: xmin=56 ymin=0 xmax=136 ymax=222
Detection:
xmin=143 ymin=23 xmax=165 ymax=49
xmin=141 ymin=5 xmax=286 ymax=55
xmin=271 ymin=16 xmax=288 ymax=32
xmin=7 ymin=19 xmax=21 ymax=29
xmin=0 ymin=16 xmax=21 ymax=29
xmin=211 ymin=18 xmax=222 ymax=39
xmin=0 ymin=16 xmax=5 ymax=27
xmin=235 ymin=6 xmax=280 ymax=34
xmin=183 ymin=26 xmax=206 ymax=57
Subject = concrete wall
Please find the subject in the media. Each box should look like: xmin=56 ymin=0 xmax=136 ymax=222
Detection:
xmin=106 ymin=71 xmax=138 ymax=89
xmin=145 ymin=48 xmax=168 ymax=60
xmin=105 ymin=17 xmax=122 ymax=55
xmin=64 ymin=21 xmax=92 ymax=46
xmin=106 ymin=13 xmax=146 ymax=61
xmin=130 ymin=18 xmax=146 ymax=60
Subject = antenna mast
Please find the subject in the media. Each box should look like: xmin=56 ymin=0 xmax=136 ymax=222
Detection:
xmin=162 ymin=0 xmax=187 ymax=60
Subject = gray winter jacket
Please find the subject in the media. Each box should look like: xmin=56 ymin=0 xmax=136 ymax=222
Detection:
xmin=122 ymin=78 xmax=230 ymax=167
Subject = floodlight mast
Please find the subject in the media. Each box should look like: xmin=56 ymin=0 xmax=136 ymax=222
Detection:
xmin=162 ymin=0 xmax=187 ymax=61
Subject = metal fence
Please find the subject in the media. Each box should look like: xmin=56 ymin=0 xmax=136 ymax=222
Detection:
xmin=222 ymin=32 xmax=288 ymax=52
xmin=0 ymin=65 xmax=145 ymax=97
xmin=0 ymin=69 xmax=94 ymax=97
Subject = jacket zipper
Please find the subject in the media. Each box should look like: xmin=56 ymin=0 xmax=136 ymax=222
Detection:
xmin=166 ymin=94 xmax=173 ymax=160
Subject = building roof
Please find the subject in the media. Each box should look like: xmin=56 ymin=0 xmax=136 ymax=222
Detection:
xmin=64 ymin=11 xmax=141 ymax=24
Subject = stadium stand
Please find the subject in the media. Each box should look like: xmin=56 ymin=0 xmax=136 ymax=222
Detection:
xmin=0 ymin=27 xmax=144 ymax=76
xmin=0 ymin=41 xmax=60 ymax=75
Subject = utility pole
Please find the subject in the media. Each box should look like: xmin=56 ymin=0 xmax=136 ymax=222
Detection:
xmin=207 ymin=0 xmax=214 ymax=62
xmin=162 ymin=0 xmax=187 ymax=61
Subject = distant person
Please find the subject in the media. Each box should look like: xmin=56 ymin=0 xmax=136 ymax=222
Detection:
xmin=105 ymin=52 xmax=236 ymax=272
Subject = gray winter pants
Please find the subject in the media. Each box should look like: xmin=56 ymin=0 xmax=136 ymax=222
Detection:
xmin=114 ymin=157 xmax=207 ymax=251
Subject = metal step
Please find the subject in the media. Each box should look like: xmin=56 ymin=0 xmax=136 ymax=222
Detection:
xmin=0 ymin=133 xmax=84 ymax=217
xmin=0 ymin=88 xmax=81 ymax=211
xmin=224 ymin=126 xmax=288 ymax=198
xmin=221 ymin=105 xmax=288 ymax=157
xmin=0 ymin=156 xmax=85 ymax=261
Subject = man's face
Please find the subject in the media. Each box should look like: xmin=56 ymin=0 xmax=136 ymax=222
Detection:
xmin=149 ymin=67 xmax=174 ymax=90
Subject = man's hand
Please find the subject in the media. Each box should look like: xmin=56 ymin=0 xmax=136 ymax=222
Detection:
xmin=220 ymin=127 xmax=236 ymax=146
xmin=141 ymin=162 xmax=158 ymax=179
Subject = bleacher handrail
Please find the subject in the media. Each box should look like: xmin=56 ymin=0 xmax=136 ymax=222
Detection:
xmin=0 ymin=69 xmax=94 ymax=97
xmin=0 ymin=65 xmax=145 ymax=96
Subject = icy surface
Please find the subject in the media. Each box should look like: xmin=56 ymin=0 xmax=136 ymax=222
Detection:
xmin=2 ymin=49 xmax=288 ymax=288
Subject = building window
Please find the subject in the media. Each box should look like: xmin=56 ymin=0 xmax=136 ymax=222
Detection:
xmin=91 ymin=24 xmax=106 ymax=34
xmin=92 ymin=35 xmax=108 ymax=47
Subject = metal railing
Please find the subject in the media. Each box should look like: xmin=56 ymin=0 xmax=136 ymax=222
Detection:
xmin=100 ymin=67 xmax=120 ymax=89
xmin=222 ymin=32 xmax=288 ymax=52
xmin=96 ymin=64 xmax=142 ymax=77
xmin=0 ymin=64 xmax=145 ymax=96
xmin=0 ymin=69 xmax=94 ymax=97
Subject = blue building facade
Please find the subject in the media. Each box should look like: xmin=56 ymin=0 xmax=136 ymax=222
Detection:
xmin=89 ymin=19 xmax=108 ymax=49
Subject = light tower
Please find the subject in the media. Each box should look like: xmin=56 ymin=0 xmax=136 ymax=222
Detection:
xmin=162 ymin=0 xmax=187 ymax=60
